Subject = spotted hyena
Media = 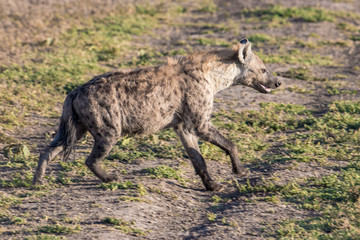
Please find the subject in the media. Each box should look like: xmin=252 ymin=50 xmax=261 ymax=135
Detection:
xmin=33 ymin=39 xmax=281 ymax=191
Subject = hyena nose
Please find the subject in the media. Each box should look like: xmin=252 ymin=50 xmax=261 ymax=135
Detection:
xmin=275 ymin=81 xmax=281 ymax=88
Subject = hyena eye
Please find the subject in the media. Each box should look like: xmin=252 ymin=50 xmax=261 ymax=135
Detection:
xmin=261 ymin=69 xmax=266 ymax=73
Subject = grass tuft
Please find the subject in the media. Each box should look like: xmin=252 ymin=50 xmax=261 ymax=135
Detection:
xmin=257 ymin=50 xmax=336 ymax=66
xmin=248 ymin=33 xmax=274 ymax=45
xmin=279 ymin=67 xmax=327 ymax=81
xmin=330 ymin=101 xmax=360 ymax=114
xmin=102 ymin=217 xmax=145 ymax=236
xmin=99 ymin=181 xmax=135 ymax=191
xmin=142 ymin=165 xmax=185 ymax=182
xmin=25 ymin=235 xmax=67 ymax=240
xmin=37 ymin=224 xmax=81 ymax=234
xmin=198 ymin=0 xmax=218 ymax=13
xmin=243 ymin=5 xmax=356 ymax=24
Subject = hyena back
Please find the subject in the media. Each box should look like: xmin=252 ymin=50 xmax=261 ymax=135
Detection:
xmin=33 ymin=39 xmax=281 ymax=191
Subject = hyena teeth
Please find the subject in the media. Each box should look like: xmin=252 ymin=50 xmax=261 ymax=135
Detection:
xmin=260 ymin=84 xmax=271 ymax=93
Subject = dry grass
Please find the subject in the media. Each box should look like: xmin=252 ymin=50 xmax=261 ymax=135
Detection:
xmin=0 ymin=0 xmax=165 ymax=65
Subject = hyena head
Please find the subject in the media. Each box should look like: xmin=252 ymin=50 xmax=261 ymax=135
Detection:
xmin=235 ymin=38 xmax=281 ymax=93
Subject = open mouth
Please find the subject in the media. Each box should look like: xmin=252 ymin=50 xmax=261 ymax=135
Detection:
xmin=259 ymin=83 xmax=271 ymax=93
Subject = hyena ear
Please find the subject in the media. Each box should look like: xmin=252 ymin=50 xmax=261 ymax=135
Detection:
xmin=238 ymin=38 xmax=252 ymax=64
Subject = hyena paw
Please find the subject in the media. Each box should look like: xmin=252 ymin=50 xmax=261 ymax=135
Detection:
xmin=206 ymin=181 xmax=224 ymax=192
xmin=233 ymin=167 xmax=250 ymax=177
xmin=33 ymin=176 xmax=45 ymax=185
xmin=101 ymin=173 xmax=119 ymax=183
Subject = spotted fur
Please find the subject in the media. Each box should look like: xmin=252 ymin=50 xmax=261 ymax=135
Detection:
xmin=33 ymin=39 xmax=281 ymax=191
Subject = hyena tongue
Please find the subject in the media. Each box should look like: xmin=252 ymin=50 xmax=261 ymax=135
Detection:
xmin=260 ymin=84 xmax=271 ymax=93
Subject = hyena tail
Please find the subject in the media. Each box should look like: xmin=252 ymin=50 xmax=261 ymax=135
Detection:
xmin=50 ymin=91 xmax=82 ymax=161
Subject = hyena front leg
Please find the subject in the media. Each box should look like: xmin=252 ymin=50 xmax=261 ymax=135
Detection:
xmin=196 ymin=123 xmax=249 ymax=176
xmin=175 ymin=125 xmax=222 ymax=191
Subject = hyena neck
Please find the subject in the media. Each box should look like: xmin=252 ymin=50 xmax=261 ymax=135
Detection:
xmin=204 ymin=61 xmax=242 ymax=93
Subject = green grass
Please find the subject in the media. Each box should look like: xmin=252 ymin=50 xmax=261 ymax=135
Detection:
xmin=210 ymin=101 xmax=360 ymax=237
xmin=295 ymin=39 xmax=352 ymax=48
xmin=4 ymin=144 xmax=31 ymax=161
xmin=107 ymin=129 xmax=183 ymax=163
xmin=287 ymin=86 xmax=314 ymax=94
xmin=279 ymin=67 xmax=327 ymax=81
xmin=213 ymin=101 xmax=360 ymax=165
xmin=350 ymin=35 xmax=360 ymax=41
xmin=196 ymin=37 xmax=231 ymax=47
xmin=118 ymin=196 xmax=150 ymax=203
xmin=0 ymin=193 xmax=22 ymax=208
xmin=273 ymin=169 xmax=360 ymax=238
xmin=337 ymin=22 xmax=359 ymax=32
xmin=99 ymin=181 xmax=135 ymax=191
xmin=36 ymin=224 xmax=81 ymax=234
xmin=102 ymin=217 xmax=146 ymax=236
xmin=214 ymin=103 xmax=311 ymax=134
xmin=0 ymin=172 xmax=34 ymax=188
xmin=330 ymin=101 xmax=360 ymax=114
xmin=222 ymin=108 xmax=360 ymax=238
xmin=0 ymin=133 xmax=18 ymax=144
xmin=2 ymin=144 xmax=37 ymax=170
xmin=257 ymin=49 xmax=336 ymax=66
xmin=235 ymin=178 xmax=284 ymax=194
xmin=59 ymin=157 xmax=90 ymax=177
xmin=178 ymin=22 xmax=231 ymax=33
xmin=1 ymin=215 xmax=27 ymax=225
xmin=25 ymin=235 xmax=67 ymax=240
xmin=99 ymin=181 xmax=148 ymax=195
xmin=242 ymin=5 xmax=360 ymax=27
xmin=248 ymin=33 xmax=275 ymax=47
xmin=0 ymin=143 xmax=42 ymax=188
xmin=318 ymin=40 xmax=352 ymax=47
xmin=248 ymin=33 xmax=273 ymax=43
xmin=211 ymin=195 xmax=225 ymax=204
xmin=142 ymin=165 xmax=186 ymax=182
xmin=327 ymin=87 xmax=358 ymax=95
xmin=198 ymin=0 xmax=218 ymax=14
xmin=207 ymin=212 xmax=217 ymax=222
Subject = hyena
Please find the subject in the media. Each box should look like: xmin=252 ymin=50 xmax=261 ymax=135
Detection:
xmin=33 ymin=39 xmax=281 ymax=191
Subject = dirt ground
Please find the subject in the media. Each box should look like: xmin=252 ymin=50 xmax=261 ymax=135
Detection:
xmin=1 ymin=0 xmax=360 ymax=239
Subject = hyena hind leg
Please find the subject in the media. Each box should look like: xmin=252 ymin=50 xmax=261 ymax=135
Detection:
xmin=33 ymin=125 xmax=87 ymax=185
xmin=33 ymin=145 xmax=63 ymax=184
xmin=85 ymin=137 xmax=118 ymax=183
